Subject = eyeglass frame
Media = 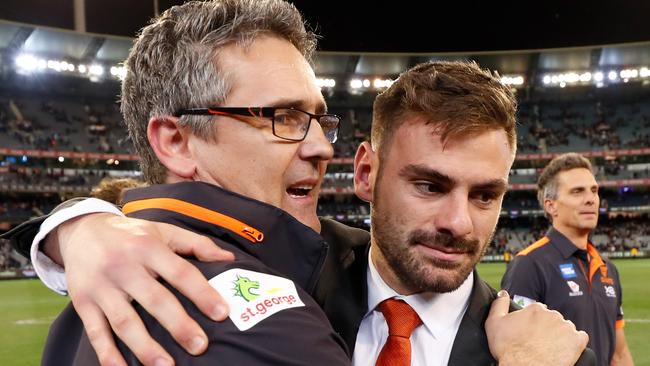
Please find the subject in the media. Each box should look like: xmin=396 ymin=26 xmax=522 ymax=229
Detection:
xmin=173 ymin=106 xmax=341 ymax=143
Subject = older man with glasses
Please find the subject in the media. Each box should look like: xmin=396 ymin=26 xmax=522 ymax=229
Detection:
xmin=32 ymin=1 xmax=351 ymax=365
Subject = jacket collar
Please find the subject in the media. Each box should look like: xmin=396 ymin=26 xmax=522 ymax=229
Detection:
xmin=122 ymin=182 xmax=328 ymax=293
xmin=547 ymin=227 xmax=589 ymax=260
xmin=447 ymin=271 xmax=505 ymax=366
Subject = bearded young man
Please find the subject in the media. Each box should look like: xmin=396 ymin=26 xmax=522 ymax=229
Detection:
xmin=348 ymin=61 xmax=587 ymax=365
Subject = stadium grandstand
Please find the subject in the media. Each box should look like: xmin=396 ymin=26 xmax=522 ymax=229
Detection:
xmin=0 ymin=1 xmax=649 ymax=365
xmin=1 ymin=16 xmax=650 ymax=273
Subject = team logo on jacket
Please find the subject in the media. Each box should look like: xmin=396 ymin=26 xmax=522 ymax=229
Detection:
xmin=233 ymin=275 xmax=260 ymax=302
xmin=559 ymin=263 xmax=577 ymax=279
xmin=513 ymin=295 xmax=536 ymax=307
xmin=604 ymin=285 xmax=617 ymax=298
xmin=209 ymin=268 xmax=305 ymax=331
xmin=566 ymin=281 xmax=583 ymax=297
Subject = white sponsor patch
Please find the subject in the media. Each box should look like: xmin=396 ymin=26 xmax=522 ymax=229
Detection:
xmin=209 ymin=268 xmax=305 ymax=331
xmin=513 ymin=295 xmax=536 ymax=308
xmin=604 ymin=285 xmax=617 ymax=298
xmin=567 ymin=280 xmax=583 ymax=297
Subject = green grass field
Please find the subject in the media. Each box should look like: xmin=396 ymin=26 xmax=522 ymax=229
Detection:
xmin=0 ymin=259 xmax=649 ymax=365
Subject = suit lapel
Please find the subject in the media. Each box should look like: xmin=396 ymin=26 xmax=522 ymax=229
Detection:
xmin=316 ymin=218 xmax=370 ymax=352
xmin=447 ymin=271 xmax=499 ymax=366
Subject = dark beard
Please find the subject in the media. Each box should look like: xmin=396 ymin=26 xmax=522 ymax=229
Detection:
xmin=372 ymin=214 xmax=489 ymax=293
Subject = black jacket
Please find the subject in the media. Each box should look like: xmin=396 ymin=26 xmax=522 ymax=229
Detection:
xmin=316 ymin=219 xmax=506 ymax=365
xmin=41 ymin=182 xmax=350 ymax=365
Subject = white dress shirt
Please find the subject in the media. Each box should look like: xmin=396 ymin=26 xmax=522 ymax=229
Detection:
xmin=352 ymin=249 xmax=473 ymax=366
xmin=30 ymin=198 xmax=124 ymax=294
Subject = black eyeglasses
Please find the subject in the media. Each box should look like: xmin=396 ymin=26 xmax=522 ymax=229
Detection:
xmin=174 ymin=107 xmax=341 ymax=143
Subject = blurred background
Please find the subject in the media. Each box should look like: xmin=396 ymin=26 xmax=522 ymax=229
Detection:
xmin=0 ymin=1 xmax=648 ymax=365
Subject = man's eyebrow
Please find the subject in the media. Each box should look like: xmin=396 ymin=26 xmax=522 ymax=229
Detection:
xmin=266 ymin=98 xmax=327 ymax=114
xmin=473 ymin=179 xmax=509 ymax=194
xmin=399 ymin=165 xmax=455 ymax=188
xmin=569 ymin=184 xmax=599 ymax=191
xmin=400 ymin=164 xmax=509 ymax=193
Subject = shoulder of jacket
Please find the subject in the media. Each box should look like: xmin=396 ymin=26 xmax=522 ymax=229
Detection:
xmin=517 ymin=236 xmax=551 ymax=257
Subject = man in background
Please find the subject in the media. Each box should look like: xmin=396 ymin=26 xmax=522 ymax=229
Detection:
xmin=502 ymin=153 xmax=634 ymax=365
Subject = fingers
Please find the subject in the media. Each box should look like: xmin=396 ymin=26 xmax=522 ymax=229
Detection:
xmin=117 ymin=267 xmax=212 ymax=356
xmin=488 ymin=290 xmax=511 ymax=320
xmin=577 ymin=330 xmax=589 ymax=349
xmin=59 ymin=215 xmax=232 ymax=364
xmin=156 ymin=222 xmax=235 ymax=262
xmin=152 ymin=252 xmax=229 ymax=322
xmin=74 ymin=300 xmax=127 ymax=366
xmin=96 ymin=288 xmax=175 ymax=366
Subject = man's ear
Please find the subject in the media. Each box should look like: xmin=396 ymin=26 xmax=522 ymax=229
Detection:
xmin=147 ymin=116 xmax=196 ymax=179
xmin=354 ymin=141 xmax=377 ymax=203
xmin=544 ymin=198 xmax=557 ymax=218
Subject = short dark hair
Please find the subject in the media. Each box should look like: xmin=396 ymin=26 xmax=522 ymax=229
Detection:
xmin=371 ymin=61 xmax=518 ymax=158
xmin=537 ymin=153 xmax=593 ymax=219
xmin=122 ymin=0 xmax=317 ymax=183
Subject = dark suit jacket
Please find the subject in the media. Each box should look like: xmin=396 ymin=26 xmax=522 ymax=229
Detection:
xmin=317 ymin=218 xmax=596 ymax=366
xmin=317 ymin=219 xmax=501 ymax=365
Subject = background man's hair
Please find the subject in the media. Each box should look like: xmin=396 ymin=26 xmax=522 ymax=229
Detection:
xmin=90 ymin=177 xmax=146 ymax=205
xmin=121 ymin=0 xmax=317 ymax=183
xmin=370 ymin=61 xmax=518 ymax=159
xmin=537 ymin=152 xmax=594 ymax=219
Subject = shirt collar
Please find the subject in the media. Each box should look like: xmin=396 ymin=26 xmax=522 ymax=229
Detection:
xmin=547 ymin=227 xmax=591 ymax=260
xmin=366 ymin=248 xmax=473 ymax=340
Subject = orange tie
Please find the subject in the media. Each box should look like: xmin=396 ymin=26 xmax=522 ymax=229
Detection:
xmin=376 ymin=298 xmax=422 ymax=366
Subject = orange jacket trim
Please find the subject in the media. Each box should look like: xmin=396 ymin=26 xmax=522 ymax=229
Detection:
xmin=586 ymin=244 xmax=606 ymax=285
xmin=517 ymin=237 xmax=550 ymax=256
xmin=616 ymin=319 xmax=625 ymax=329
xmin=122 ymin=198 xmax=264 ymax=243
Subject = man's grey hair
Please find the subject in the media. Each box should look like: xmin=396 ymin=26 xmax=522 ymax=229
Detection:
xmin=537 ymin=153 xmax=593 ymax=220
xmin=121 ymin=0 xmax=317 ymax=183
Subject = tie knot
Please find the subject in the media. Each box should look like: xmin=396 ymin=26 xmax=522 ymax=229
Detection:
xmin=378 ymin=298 xmax=422 ymax=338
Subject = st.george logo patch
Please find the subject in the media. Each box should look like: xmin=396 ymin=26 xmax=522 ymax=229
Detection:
xmin=209 ymin=268 xmax=305 ymax=331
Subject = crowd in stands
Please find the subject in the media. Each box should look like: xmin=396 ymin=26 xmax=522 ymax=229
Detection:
xmin=593 ymin=215 xmax=650 ymax=252
xmin=0 ymin=97 xmax=130 ymax=155
xmin=514 ymin=100 xmax=650 ymax=153
xmin=2 ymin=87 xmax=650 ymax=272
xmin=0 ymin=239 xmax=17 ymax=271
xmin=0 ymin=167 xmax=97 ymax=188
xmin=3 ymin=95 xmax=650 ymax=158
xmin=0 ymin=195 xmax=60 ymax=224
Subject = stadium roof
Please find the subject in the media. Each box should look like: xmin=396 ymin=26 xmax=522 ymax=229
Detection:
xmin=3 ymin=19 xmax=650 ymax=82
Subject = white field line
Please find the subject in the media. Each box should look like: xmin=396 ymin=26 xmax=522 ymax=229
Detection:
xmin=625 ymin=318 xmax=650 ymax=324
xmin=13 ymin=316 xmax=57 ymax=325
xmin=1 ymin=298 xmax=67 ymax=307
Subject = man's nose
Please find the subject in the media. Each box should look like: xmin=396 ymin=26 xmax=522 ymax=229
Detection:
xmin=433 ymin=193 xmax=473 ymax=238
xmin=584 ymin=191 xmax=598 ymax=205
xmin=299 ymin=120 xmax=334 ymax=161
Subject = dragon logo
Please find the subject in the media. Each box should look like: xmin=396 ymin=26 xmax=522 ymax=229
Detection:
xmin=233 ymin=275 xmax=260 ymax=302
